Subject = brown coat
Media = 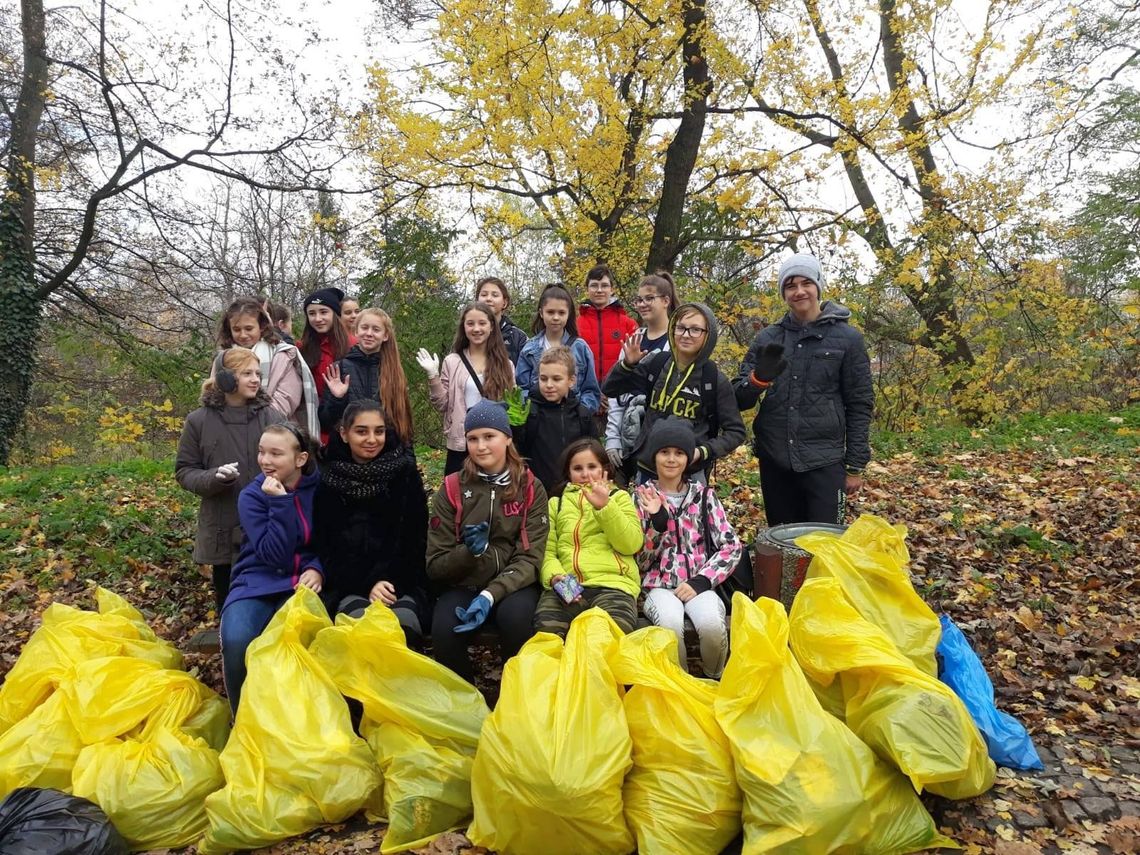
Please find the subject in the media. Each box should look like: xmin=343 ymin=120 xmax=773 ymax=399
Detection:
xmin=175 ymin=389 xmax=284 ymax=566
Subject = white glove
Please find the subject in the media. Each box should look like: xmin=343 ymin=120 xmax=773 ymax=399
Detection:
xmin=606 ymin=448 xmax=624 ymax=473
xmin=416 ymin=348 xmax=440 ymax=379
xmin=215 ymin=462 xmax=239 ymax=482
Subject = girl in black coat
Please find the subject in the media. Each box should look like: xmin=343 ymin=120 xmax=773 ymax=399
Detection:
xmin=313 ymin=399 xmax=430 ymax=646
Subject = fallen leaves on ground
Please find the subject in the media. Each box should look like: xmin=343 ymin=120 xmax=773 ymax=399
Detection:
xmin=1 ymin=437 xmax=1137 ymax=853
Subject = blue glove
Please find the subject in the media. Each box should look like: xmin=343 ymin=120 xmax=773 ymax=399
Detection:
xmin=454 ymin=594 xmax=492 ymax=633
xmin=462 ymin=521 xmax=490 ymax=557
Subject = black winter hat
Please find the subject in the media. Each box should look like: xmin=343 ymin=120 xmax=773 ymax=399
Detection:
xmin=641 ymin=417 xmax=695 ymax=467
xmin=303 ymin=287 xmax=345 ymax=316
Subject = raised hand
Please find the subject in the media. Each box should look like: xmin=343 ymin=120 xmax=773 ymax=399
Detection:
xmin=752 ymin=342 xmax=788 ymax=383
xmin=262 ymin=475 xmax=285 ymax=496
xmin=415 ymin=348 xmax=440 ymax=378
xmin=323 ymin=363 xmax=351 ymax=398
xmin=584 ymin=480 xmax=610 ymax=510
xmin=621 ymin=330 xmax=645 ymax=365
xmin=635 ymin=483 xmax=663 ymax=514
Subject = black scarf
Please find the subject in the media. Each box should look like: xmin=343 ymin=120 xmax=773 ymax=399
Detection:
xmin=321 ymin=444 xmax=413 ymax=500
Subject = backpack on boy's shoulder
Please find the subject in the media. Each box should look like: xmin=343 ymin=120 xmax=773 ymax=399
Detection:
xmin=694 ymin=484 xmax=753 ymax=611
xmin=442 ymin=470 xmax=540 ymax=550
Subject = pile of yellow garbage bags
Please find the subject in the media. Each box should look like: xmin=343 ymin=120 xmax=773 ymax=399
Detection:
xmin=0 ymin=589 xmax=229 ymax=850
xmin=0 ymin=514 xmax=995 ymax=854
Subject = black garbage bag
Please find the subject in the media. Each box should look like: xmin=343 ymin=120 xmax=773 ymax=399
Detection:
xmin=0 ymin=788 xmax=128 ymax=855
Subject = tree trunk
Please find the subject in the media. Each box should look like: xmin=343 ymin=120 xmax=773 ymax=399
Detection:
xmin=0 ymin=0 xmax=49 ymax=464
xmin=646 ymin=0 xmax=709 ymax=273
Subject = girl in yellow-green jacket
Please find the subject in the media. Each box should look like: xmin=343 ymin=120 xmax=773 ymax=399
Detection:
xmin=533 ymin=438 xmax=644 ymax=637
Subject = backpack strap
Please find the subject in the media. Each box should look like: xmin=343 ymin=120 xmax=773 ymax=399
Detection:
xmin=701 ymin=361 xmax=719 ymax=442
xmin=700 ymin=484 xmax=712 ymax=552
xmin=444 ymin=472 xmax=463 ymax=542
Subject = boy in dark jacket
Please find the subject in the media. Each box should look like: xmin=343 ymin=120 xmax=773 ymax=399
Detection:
xmin=508 ymin=346 xmax=598 ymax=491
xmin=732 ymin=253 xmax=873 ymax=525
xmin=602 ymin=302 xmax=745 ymax=484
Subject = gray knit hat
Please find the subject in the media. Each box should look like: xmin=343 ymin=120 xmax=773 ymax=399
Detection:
xmin=641 ymin=417 xmax=695 ymax=467
xmin=777 ymin=253 xmax=825 ymax=297
xmin=464 ymin=399 xmax=512 ymax=437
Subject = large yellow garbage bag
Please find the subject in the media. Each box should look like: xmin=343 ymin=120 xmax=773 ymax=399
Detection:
xmin=613 ymin=627 xmax=741 ymax=855
xmin=198 ymin=588 xmax=381 ymax=855
xmin=0 ymin=588 xmax=182 ymax=734
xmin=468 ymin=609 xmax=634 ymax=855
xmin=72 ymin=725 xmax=224 ymax=850
xmin=0 ymin=691 xmax=84 ymax=797
xmin=63 ymin=656 xmax=230 ymax=850
xmin=799 ymin=515 xmax=940 ymax=676
xmin=789 ymin=578 xmax=995 ymax=799
xmin=310 ymin=603 xmax=489 ymax=854
xmin=59 ymin=656 xmax=219 ymax=744
xmin=714 ymin=593 xmax=953 ymax=854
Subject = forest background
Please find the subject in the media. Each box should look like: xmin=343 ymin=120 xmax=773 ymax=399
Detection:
xmin=1 ymin=0 xmax=1138 ymax=851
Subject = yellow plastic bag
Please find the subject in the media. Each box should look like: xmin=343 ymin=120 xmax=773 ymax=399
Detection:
xmin=799 ymin=514 xmax=940 ymax=676
xmin=614 ymin=627 xmax=741 ymax=855
xmin=0 ymin=691 xmax=84 ymax=797
xmin=468 ymin=609 xmax=634 ymax=855
xmin=0 ymin=588 xmax=182 ymax=734
xmin=310 ymin=602 xmax=489 ymax=854
xmin=72 ymin=725 xmax=224 ymax=850
xmin=59 ymin=656 xmax=219 ymax=744
xmin=199 ymin=587 xmax=381 ymax=855
xmin=714 ymin=593 xmax=953 ymax=854
xmin=789 ymin=578 xmax=995 ymax=799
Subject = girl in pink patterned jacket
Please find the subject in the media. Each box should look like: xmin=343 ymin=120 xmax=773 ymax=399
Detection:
xmin=634 ymin=418 xmax=742 ymax=678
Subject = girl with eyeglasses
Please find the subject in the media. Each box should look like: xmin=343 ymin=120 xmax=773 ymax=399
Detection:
xmin=604 ymin=272 xmax=678 ymax=477
xmin=176 ymin=347 xmax=286 ymax=612
xmin=602 ymin=301 xmax=745 ymax=484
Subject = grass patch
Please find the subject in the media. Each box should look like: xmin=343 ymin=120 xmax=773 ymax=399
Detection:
xmin=873 ymin=404 xmax=1140 ymax=458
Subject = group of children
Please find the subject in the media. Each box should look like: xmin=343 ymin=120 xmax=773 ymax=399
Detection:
xmin=177 ymin=255 xmax=873 ymax=713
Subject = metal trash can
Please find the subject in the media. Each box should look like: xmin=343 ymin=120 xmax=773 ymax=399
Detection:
xmin=752 ymin=523 xmax=847 ymax=611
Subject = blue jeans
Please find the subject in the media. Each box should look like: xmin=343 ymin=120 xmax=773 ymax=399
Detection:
xmin=220 ymin=593 xmax=290 ymax=714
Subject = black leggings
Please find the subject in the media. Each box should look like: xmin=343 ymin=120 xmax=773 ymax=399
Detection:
xmin=430 ymin=585 xmax=540 ymax=682
xmin=759 ymin=459 xmax=846 ymax=526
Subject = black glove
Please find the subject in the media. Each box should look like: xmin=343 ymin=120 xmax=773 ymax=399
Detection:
xmin=753 ymin=343 xmax=788 ymax=382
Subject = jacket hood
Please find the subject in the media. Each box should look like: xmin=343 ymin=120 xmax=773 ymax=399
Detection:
xmin=667 ymin=302 xmax=718 ymax=364
xmin=200 ymin=386 xmax=272 ymax=410
xmin=778 ymin=299 xmax=851 ymax=330
xmin=580 ymin=298 xmax=626 ymax=312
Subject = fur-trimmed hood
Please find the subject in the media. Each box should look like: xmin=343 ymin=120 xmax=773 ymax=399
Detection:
xmin=200 ymin=386 xmax=273 ymax=410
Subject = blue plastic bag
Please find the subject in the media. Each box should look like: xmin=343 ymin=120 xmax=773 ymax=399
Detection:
xmin=936 ymin=615 xmax=1043 ymax=771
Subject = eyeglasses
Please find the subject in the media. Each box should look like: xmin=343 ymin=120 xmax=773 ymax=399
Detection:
xmin=587 ymin=280 xmax=612 ymax=290
xmin=675 ymin=325 xmax=708 ymax=338
xmin=633 ymin=295 xmax=663 ymax=305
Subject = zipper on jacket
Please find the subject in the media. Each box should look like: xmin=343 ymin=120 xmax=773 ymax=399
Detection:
xmin=571 ymin=491 xmax=584 ymax=582
xmin=292 ymin=492 xmax=310 ymax=583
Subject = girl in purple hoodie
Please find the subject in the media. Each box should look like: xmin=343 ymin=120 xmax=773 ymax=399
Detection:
xmin=220 ymin=423 xmax=323 ymax=713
